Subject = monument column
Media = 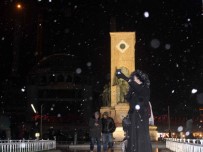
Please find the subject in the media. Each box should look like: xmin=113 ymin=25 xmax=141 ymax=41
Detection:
xmin=110 ymin=32 xmax=136 ymax=107
xmin=100 ymin=32 xmax=157 ymax=141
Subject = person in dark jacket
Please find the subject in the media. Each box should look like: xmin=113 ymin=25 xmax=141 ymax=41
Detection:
xmin=116 ymin=69 xmax=152 ymax=152
xmin=89 ymin=111 xmax=102 ymax=152
xmin=101 ymin=111 xmax=116 ymax=152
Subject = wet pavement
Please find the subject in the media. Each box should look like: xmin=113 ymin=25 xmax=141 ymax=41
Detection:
xmin=56 ymin=142 xmax=172 ymax=152
xmin=58 ymin=148 xmax=172 ymax=152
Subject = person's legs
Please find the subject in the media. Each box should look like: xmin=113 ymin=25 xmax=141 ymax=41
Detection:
xmin=108 ymin=133 xmax=114 ymax=151
xmin=90 ymin=137 xmax=95 ymax=151
xmin=102 ymin=134 xmax=108 ymax=152
xmin=96 ymin=137 xmax=101 ymax=152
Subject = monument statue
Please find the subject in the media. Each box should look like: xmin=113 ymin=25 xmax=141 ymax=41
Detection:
xmin=101 ymin=84 xmax=111 ymax=106
xmin=118 ymin=79 xmax=128 ymax=103
xmin=113 ymin=67 xmax=129 ymax=103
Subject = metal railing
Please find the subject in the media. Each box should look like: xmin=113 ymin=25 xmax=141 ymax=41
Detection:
xmin=0 ymin=140 xmax=56 ymax=152
xmin=166 ymin=138 xmax=203 ymax=152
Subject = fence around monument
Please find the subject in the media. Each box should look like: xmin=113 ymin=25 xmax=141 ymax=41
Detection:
xmin=0 ymin=140 xmax=56 ymax=152
xmin=166 ymin=138 xmax=203 ymax=152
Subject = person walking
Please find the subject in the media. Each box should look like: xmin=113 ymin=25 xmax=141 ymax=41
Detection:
xmin=89 ymin=111 xmax=102 ymax=152
xmin=116 ymin=69 xmax=152 ymax=152
xmin=101 ymin=112 xmax=116 ymax=152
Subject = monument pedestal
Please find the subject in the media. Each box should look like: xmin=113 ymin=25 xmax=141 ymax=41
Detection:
xmin=100 ymin=106 xmax=116 ymax=120
xmin=100 ymin=103 xmax=129 ymax=124
xmin=114 ymin=103 xmax=129 ymax=124
xmin=149 ymin=125 xmax=158 ymax=141
xmin=113 ymin=127 xmax=125 ymax=141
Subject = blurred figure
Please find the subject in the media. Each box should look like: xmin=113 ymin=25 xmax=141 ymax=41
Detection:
xmin=89 ymin=111 xmax=102 ymax=152
xmin=185 ymin=116 xmax=194 ymax=139
xmin=101 ymin=112 xmax=116 ymax=152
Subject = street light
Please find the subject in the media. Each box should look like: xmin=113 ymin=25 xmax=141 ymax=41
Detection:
xmin=16 ymin=3 xmax=23 ymax=10
xmin=17 ymin=4 xmax=22 ymax=9
xmin=35 ymin=132 xmax=40 ymax=140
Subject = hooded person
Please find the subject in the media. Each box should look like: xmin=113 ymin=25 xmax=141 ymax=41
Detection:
xmin=116 ymin=69 xmax=152 ymax=152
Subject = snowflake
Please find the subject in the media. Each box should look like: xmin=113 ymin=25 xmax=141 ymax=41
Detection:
xmin=143 ymin=11 xmax=149 ymax=18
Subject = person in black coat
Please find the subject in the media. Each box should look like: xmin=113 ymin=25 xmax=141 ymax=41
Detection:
xmin=101 ymin=112 xmax=116 ymax=152
xmin=89 ymin=111 xmax=102 ymax=152
xmin=116 ymin=69 xmax=152 ymax=152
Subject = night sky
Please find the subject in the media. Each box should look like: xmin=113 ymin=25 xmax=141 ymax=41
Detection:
xmin=0 ymin=0 xmax=202 ymax=116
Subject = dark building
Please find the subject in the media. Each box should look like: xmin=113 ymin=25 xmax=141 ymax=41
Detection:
xmin=27 ymin=53 xmax=93 ymax=140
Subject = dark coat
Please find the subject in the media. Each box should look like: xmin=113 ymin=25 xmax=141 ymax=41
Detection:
xmin=101 ymin=117 xmax=116 ymax=134
xmin=125 ymin=81 xmax=152 ymax=152
xmin=89 ymin=117 xmax=102 ymax=138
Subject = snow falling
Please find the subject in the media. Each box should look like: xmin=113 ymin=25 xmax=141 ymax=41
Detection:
xmin=0 ymin=0 xmax=202 ymax=121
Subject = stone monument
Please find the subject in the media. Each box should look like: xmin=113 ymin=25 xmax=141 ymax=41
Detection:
xmin=100 ymin=32 xmax=157 ymax=141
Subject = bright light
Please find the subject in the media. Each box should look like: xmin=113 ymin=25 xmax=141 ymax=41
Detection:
xmin=186 ymin=131 xmax=190 ymax=136
xmin=31 ymin=104 xmax=37 ymax=113
xmin=144 ymin=11 xmax=149 ymax=18
xmin=191 ymin=88 xmax=198 ymax=94
xmin=135 ymin=105 xmax=140 ymax=110
xmin=21 ymin=88 xmax=25 ymax=92
xmin=177 ymin=126 xmax=183 ymax=132
xmin=35 ymin=132 xmax=40 ymax=138
xmin=16 ymin=3 xmax=22 ymax=10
